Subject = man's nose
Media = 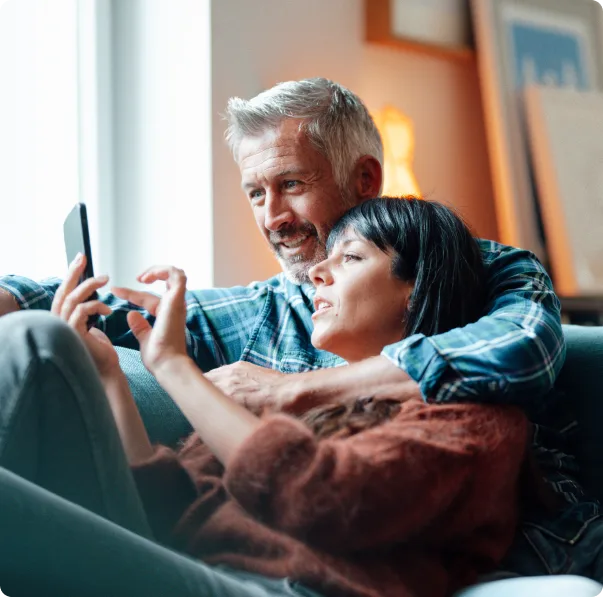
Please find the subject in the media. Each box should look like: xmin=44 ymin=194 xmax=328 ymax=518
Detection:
xmin=264 ymin=192 xmax=295 ymax=232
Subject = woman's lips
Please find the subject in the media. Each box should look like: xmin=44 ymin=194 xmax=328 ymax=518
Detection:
xmin=312 ymin=297 xmax=333 ymax=320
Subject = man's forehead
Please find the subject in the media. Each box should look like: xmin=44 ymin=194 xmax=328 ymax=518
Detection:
xmin=238 ymin=123 xmax=305 ymax=162
xmin=238 ymin=124 xmax=318 ymax=184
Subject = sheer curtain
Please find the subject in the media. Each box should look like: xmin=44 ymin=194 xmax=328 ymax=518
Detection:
xmin=0 ymin=0 xmax=212 ymax=289
xmin=0 ymin=0 xmax=81 ymax=280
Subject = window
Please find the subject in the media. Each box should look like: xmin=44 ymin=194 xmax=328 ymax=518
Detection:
xmin=0 ymin=0 xmax=80 ymax=280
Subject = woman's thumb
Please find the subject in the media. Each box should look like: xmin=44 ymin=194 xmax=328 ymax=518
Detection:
xmin=127 ymin=311 xmax=151 ymax=347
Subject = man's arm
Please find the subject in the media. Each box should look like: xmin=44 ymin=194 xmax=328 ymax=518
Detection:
xmin=379 ymin=241 xmax=565 ymax=405
xmin=338 ymin=243 xmax=564 ymax=407
xmin=207 ymin=355 xmax=422 ymax=413
xmin=211 ymin=242 xmax=564 ymax=412
xmin=0 ymin=276 xmax=61 ymax=314
xmin=0 ymin=274 xmax=155 ymax=348
xmin=0 ymin=288 xmax=20 ymax=316
xmin=0 ymin=275 xmax=261 ymax=371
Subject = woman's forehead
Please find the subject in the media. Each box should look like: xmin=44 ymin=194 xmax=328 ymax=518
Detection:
xmin=328 ymin=227 xmax=364 ymax=252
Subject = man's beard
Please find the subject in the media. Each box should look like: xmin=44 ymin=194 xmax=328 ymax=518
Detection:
xmin=269 ymin=222 xmax=328 ymax=285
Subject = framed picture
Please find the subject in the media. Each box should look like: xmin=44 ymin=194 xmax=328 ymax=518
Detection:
xmin=365 ymin=0 xmax=474 ymax=61
xmin=471 ymin=0 xmax=603 ymax=261
xmin=524 ymin=86 xmax=603 ymax=296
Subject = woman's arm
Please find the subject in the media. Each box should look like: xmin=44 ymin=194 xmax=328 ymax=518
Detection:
xmin=152 ymin=356 xmax=261 ymax=466
xmin=115 ymin=265 xmax=262 ymax=466
xmin=224 ymin=402 xmax=529 ymax=553
xmin=100 ymin=371 xmax=155 ymax=465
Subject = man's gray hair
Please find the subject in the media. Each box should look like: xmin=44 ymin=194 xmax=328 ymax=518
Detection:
xmin=225 ymin=78 xmax=383 ymax=191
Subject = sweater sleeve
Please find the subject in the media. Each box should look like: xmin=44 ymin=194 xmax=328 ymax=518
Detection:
xmin=130 ymin=444 xmax=202 ymax=545
xmin=224 ymin=404 xmax=528 ymax=553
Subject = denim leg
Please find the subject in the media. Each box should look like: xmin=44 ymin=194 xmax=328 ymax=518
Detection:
xmin=0 ymin=310 xmax=152 ymax=538
xmin=0 ymin=467 xmax=323 ymax=597
xmin=499 ymin=519 xmax=603 ymax=581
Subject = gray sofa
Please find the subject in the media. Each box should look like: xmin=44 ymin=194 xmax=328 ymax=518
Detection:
xmin=117 ymin=324 xmax=603 ymax=593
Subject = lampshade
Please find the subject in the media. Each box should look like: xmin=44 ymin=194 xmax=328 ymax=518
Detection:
xmin=372 ymin=106 xmax=421 ymax=197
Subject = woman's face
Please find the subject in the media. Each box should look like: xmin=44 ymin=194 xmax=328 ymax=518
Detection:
xmin=308 ymin=228 xmax=413 ymax=363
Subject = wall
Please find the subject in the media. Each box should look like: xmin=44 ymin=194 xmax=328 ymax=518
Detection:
xmin=210 ymin=0 xmax=496 ymax=287
xmin=210 ymin=0 xmax=365 ymax=286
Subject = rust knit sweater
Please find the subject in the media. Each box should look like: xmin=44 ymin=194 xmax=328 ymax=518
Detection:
xmin=131 ymin=400 xmax=528 ymax=597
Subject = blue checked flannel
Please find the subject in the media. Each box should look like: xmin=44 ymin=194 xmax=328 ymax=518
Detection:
xmin=1 ymin=239 xmax=600 ymax=542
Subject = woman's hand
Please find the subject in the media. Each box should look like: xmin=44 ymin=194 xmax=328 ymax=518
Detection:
xmin=112 ymin=265 xmax=189 ymax=376
xmin=51 ymin=254 xmax=118 ymax=378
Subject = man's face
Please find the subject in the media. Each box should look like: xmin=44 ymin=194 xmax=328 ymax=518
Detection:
xmin=238 ymin=119 xmax=358 ymax=284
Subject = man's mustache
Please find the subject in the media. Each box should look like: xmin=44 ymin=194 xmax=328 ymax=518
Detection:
xmin=269 ymin=223 xmax=318 ymax=246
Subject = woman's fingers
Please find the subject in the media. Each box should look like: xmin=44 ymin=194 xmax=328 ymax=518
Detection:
xmin=146 ymin=267 xmax=187 ymax=321
xmin=51 ymin=254 xmax=87 ymax=316
xmin=137 ymin=265 xmax=187 ymax=290
xmin=126 ymin=311 xmax=152 ymax=346
xmin=59 ymin=275 xmax=109 ymax=321
xmin=111 ymin=287 xmax=161 ymax=315
xmin=118 ymin=265 xmax=189 ymax=373
xmin=67 ymin=301 xmax=112 ymax=336
xmin=115 ymin=266 xmax=185 ymax=316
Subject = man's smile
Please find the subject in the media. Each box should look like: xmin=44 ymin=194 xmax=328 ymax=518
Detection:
xmin=276 ymin=234 xmax=316 ymax=257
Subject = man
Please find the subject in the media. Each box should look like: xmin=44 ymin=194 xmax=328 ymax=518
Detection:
xmin=0 ymin=78 xmax=601 ymax=592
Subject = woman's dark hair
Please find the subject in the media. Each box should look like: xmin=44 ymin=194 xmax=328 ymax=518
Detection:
xmin=300 ymin=397 xmax=402 ymax=440
xmin=326 ymin=196 xmax=487 ymax=338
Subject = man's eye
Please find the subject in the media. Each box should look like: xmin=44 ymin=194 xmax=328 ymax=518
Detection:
xmin=249 ymin=190 xmax=264 ymax=202
xmin=283 ymin=180 xmax=300 ymax=190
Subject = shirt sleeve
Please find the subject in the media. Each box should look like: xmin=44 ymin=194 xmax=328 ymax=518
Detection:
xmin=224 ymin=404 xmax=528 ymax=554
xmin=381 ymin=241 xmax=566 ymax=405
xmin=0 ymin=275 xmax=267 ymax=371
xmin=0 ymin=275 xmax=61 ymax=311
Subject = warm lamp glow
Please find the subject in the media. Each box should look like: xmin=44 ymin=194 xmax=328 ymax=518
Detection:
xmin=372 ymin=106 xmax=421 ymax=197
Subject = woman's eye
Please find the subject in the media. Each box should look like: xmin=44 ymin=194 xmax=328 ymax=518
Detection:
xmin=343 ymin=253 xmax=361 ymax=263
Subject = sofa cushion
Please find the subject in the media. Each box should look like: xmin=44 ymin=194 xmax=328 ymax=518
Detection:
xmin=116 ymin=347 xmax=192 ymax=447
xmin=557 ymin=325 xmax=603 ymax=501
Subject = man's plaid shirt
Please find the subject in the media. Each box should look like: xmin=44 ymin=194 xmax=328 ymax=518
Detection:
xmin=1 ymin=239 xmax=600 ymax=543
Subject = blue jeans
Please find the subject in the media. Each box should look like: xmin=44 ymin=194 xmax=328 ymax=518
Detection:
xmin=0 ymin=311 xmax=321 ymax=597
xmin=500 ymin=519 xmax=603 ymax=579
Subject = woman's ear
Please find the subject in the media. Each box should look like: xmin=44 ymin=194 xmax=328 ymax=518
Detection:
xmin=351 ymin=156 xmax=382 ymax=200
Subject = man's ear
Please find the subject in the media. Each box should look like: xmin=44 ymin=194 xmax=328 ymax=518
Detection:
xmin=351 ymin=156 xmax=382 ymax=200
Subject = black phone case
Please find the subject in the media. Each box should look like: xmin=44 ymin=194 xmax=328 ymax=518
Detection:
xmin=63 ymin=203 xmax=100 ymax=328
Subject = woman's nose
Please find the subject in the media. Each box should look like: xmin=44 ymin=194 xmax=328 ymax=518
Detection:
xmin=309 ymin=260 xmax=332 ymax=287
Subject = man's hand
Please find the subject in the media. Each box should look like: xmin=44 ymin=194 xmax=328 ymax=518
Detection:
xmin=0 ymin=288 xmax=20 ymax=317
xmin=205 ymin=362 xmax=288 ymax=412
xmin=205 ymin=356 xmax=424 ymax=416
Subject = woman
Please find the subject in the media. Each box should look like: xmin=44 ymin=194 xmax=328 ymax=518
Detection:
xmin=0 ymin=198 xmax=528 ymax=597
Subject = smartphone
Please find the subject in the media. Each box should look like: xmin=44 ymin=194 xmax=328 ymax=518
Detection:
xmin=63 ymin=203 xmax=99 ymax=328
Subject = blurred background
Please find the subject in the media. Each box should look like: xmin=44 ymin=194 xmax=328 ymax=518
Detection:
xmin=0 ymin=0 xmax=496 ymax=289
xmin=0 ymin=0 xmax=603 ymax=314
